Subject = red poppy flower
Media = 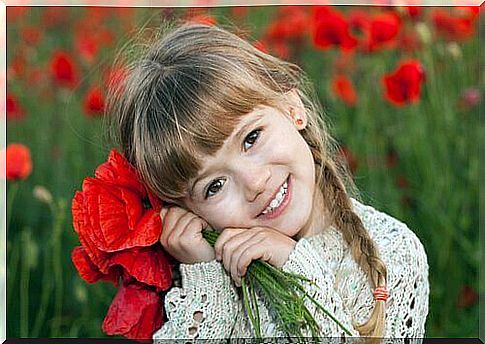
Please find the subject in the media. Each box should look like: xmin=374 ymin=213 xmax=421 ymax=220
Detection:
xmin=21 ymin=26 xmax=43 ymax=46
xmin=2 ymin=143 xmax=32 ymax=181
xmin=7 ymin=7 xmax=29 ymax=22
xmin=348 ymin=9 xmax=370 ymax=33
xmin=71 ymin=149 xmax=172 ymax=340
xmin=42 ymin=7 xmax=70 ymax=28
xmin=187 ymin=14 xmax=217 ymax=26
xmin=50 ymin=51 xmax=79 ymax=89
xmin=103 ymin=65 xmax=128 ymax=97
xmin=253 ymin=40 xmax=269 ymax=54
xmin=457 ymin=285 xmax=478 ymax=308
xmin=75 ymin=32 xmax=99 ymax=64
xmin=405 ymin=6 xmax=423 ymax=20
xmin=399 ymin=31 xmax=422 ymax=53
xmin=102 ymin=281 xmax=163 ymax=342
xmin=312 ymin=6 xmax=358 ymax=51
xmin=7 ymin=92 xmax=26 ymax=120
xmin=9 ymin=51 xmax=27 ymax=81
xmin=231 ymin=6 xmax=249 ymax=19
xmin=431 ymin=9 xmax=476 ymax=41
xmin=83 ymin=86 xmax=105 ymax=117
xmin=331 ymin=74 xmax=358 ymax=106
xmin=73 ymin=150 xmax=162 ymax=253
xmin=383 ymin=60 xmax=425 ymax=106
xmin=266 ymin=6 xmax=308 ymax=43
xmin=71 ymin=246 xmax=121 ymax=285
xmin=363 ymin=12 xmax=401 ymax=52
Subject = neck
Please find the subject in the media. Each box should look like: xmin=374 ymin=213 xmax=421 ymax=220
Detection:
xmin=295 ymin=188 xmax=332 ymax=239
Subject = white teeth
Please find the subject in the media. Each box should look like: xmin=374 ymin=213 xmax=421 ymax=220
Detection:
xmin=261 ymin=180 xmax=288 ymax=215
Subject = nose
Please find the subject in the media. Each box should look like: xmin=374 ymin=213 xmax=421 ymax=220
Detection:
xmin=238 ymin=164 xmax=271 ymax=202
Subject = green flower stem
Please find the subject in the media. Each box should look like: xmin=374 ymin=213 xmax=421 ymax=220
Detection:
xmin=50 ymin=199 xmax=66 ymax=337
xmin=20 ymin=229 xmax=30 ymax=338
xmin=201 ymin=229 xmax=353 ymax=339
xmin=6 ymin=183 xmax=19 ymax=231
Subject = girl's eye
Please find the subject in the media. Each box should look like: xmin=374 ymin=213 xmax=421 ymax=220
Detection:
xmin=205 ymin=178 xmax=226 ymax=199
xmin=243 ymin=129 xmax=261 ymax=151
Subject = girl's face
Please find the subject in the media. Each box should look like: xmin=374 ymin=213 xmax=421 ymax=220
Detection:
xmin=183 ymin=97 xmax=325 ymax=238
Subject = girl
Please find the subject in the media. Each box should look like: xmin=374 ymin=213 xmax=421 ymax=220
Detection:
xmin=108 ymin=22 xmax=429 ymax=342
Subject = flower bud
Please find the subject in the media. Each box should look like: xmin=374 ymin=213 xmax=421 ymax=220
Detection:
xmin=446 ymin=42 xmax=462 ymax=60
xmin=415 ymin=22 xmax=431 ymax=45
xmin=33 ymin=185 xmax=53 ymax=205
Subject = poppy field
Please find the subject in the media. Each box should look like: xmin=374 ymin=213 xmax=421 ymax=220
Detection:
xmin=4 ymin=5 xmax=482 ymax=339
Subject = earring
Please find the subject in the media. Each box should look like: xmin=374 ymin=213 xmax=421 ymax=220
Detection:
xmin=296 ymin=118 xmax=304 ymax=126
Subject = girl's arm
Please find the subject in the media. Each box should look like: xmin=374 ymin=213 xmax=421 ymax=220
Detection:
xmin=152 ymin=260 xmax=251 ymax=340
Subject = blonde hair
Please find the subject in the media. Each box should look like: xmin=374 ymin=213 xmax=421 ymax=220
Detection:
xmin=107 ymin=22 xmax=388 ymax=342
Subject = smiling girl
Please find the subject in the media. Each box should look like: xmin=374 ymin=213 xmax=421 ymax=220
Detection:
xmin=108 ymin=23 xmax=429 ymax=341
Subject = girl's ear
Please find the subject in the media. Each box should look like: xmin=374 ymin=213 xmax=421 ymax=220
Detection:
xmin=286 ymin=89 xmax=307 ymax=130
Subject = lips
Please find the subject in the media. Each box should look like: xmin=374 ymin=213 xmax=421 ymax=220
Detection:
xmin=257 ymin=175 xmax=291 ymax=220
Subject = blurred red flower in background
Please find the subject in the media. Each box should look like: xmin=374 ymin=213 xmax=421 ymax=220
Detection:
xmin=405 ymin=6 xmax=423 ymax=20
xmin=396 ymin=175 xmax=410 ymax=189
xmin=458 ymin=88 xmax=481 ymax=111
xmin=266 ymin=6 xmax=309 ymax=44
xmin=7 ymin=92 xmax=26 ymax=120
xmin=71 ymin=149 xmax=173 ymax=341
xmin=83 ymin=86 xmax=105 ymax=117
xmin=42 ymin=7 xmax=70 ymax=28
xmin=362 ymin=12 xmax=401 ymax=52
xmin=431 ymin=8 xmax=476 ymax=42
xmin=383 ymin=59 xmax=425 ymax=106
xmin=2 ymin=143 xmax=33 ymax=181
xmin=348 ymin=9 xmax=369 ymax=33
xmin=456 ymin=285 xmax=478 ymax=308
xmin=312 ymin=6 xmax=358 ymax=51
xmin=253 ymin=40 xmax=269 ymax=54
xmin=331 ymin=74 xmax=358 ymax=106
xmin=21 ymin=26 xmax=44 ymax=46
xmin=50 ymin=51 xmax=79 ymax=89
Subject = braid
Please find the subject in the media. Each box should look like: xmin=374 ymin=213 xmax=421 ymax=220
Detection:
xmin=318 ymin=158 xmax=388 ymax=343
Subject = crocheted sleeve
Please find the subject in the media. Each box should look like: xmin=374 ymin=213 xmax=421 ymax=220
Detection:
xmin=152 ymin=260 xmax=250 ymax=341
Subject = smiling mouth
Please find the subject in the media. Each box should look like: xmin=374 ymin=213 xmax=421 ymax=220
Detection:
xmin=257 ymin=176 xmax=291 ymax=219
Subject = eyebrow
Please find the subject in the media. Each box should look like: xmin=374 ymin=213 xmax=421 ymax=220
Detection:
xmin=189 ymin=111 xmax=266 ymax=197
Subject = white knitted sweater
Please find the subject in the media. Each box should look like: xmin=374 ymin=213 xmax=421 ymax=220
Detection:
xmin=153 ymin=199 xmax=429 ymax=341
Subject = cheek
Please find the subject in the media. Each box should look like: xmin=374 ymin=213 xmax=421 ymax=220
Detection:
xmin=198 ymin=199 xmax=243 ymax=231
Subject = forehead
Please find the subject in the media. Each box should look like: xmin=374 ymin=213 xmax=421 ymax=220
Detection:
xmin=196 ymin=106 xmax=267 ymax=167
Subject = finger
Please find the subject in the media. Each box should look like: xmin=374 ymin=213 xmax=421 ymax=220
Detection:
xmin=214 ymin=228 xmax=244 ymax=260
xmin=230 ymin=236 xmax=266 ymax=284
xmin=166 ymin=211 xmax=198 ymax=249
xmin=178 ymin=216 xmax=208 ymax=248
xmin=160 ymin=207 xmax=185 ymax=247
xmin=221 ymin=231 xmax=255 ymax=277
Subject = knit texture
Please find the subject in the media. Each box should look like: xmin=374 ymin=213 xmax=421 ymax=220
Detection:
xmin=153 ymin=199 xmax=429 ymax=340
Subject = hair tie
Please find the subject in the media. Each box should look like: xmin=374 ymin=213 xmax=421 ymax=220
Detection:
xmin=373 ymin=286 xmax=389 ymax=302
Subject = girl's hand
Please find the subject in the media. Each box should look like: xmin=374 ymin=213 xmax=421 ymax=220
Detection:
xmin=214 ymin=227 xmax=297 ymax=287
xmin=159 ymin=206 xmax=216 ymax=264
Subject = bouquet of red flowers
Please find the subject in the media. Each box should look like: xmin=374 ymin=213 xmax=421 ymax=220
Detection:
xmin=71 ymin=149 xmax=174 ymax=341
